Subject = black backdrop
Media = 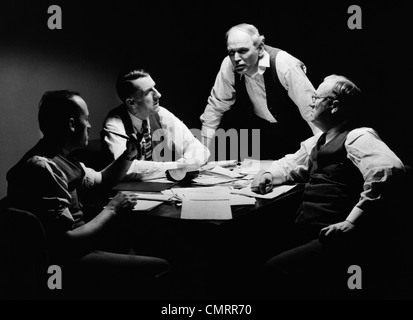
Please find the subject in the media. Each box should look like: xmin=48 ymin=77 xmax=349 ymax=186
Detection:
xmin=1 ymin=0 xmax=411 ymax=164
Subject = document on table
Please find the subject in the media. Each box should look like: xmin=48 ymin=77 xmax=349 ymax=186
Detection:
xmin=132 ymin=200 xmax=163 ymax=211
xmin=191 ymin=175 xmax=237 ymax=186
xmin=239 ymin=158 xmax=274 ymax=175
xmin=231 ymin=184 xmax=297 ymax=199
xmin=178 ymin=187 xmax=232 ymax=220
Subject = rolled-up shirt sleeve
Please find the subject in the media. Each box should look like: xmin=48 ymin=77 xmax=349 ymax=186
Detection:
xmin=345 ymin=128 xmax=405 ymax=216
xmin=80 ymin=163 xmax=102 ymax=187
xmin=102 ymin=117 xmax=129 ymax=160
xmin=276 ymin=51 xmax=320 ymax=135
xmin=200 ymin=57 xmax=236 ymax=139
xmin=28 ymin=156 xmax=75 ymax=231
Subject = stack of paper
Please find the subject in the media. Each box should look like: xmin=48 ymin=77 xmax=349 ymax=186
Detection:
xmin=179 ymin=187 xmax=232 ymax=220
xmin=163 ymin=186 xmax=256 ymax=207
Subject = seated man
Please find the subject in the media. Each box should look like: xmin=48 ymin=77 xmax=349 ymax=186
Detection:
xmin=251 ymin=75 xmax=405 ymax=299
xmin=7 ymin=90 xmax=169 ymax=299
xmin=101 ymin=68 xmax=210 ymax=180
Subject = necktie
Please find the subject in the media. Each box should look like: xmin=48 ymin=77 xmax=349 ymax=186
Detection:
xmin=316 ymin=133 xmax=326 ymax=150
xmin=142 ymin=119 xmax=152 ymax=161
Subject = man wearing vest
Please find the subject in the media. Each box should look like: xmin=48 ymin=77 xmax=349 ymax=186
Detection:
xmin=251 ymin=75 xmax=405 ymax=298
xmin=200 ymin=23 xmax=319 ymax=161
xmin=101 ymin=69 xmax=210 ymax=181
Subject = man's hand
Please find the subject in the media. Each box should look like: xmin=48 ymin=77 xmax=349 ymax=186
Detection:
xmin=251 ymin=170 xmax=273 ymax=194
xmin=123 ymin=133 xmax=139 ymax=160
xmin=106 ymin=191 xmax=138 ymax=215
xmin=319 ymin=220 xmax=355 ymax=241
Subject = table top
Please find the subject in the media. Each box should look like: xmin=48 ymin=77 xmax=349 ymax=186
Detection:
xmin=112 ymin=181 xmax=304 ymax=225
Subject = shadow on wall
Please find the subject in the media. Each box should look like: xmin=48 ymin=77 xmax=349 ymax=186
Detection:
xmin=0 ymin=47 xmax=120 ymax=199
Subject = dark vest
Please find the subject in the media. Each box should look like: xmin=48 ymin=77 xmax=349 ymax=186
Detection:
xmin=295 ymin=129 xmax=364 ymax=228
xmin=100 ymin=104 xmax=165 ymax=164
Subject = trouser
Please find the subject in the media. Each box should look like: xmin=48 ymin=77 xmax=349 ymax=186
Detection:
xmin=63 ymin=250 xmax=170 ymax=300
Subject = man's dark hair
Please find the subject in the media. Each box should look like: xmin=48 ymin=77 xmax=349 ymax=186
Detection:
xmin=116 ymin=69 xmax=150 ymax=103
xmin=38 ymin=90 xmax=81 ymax=138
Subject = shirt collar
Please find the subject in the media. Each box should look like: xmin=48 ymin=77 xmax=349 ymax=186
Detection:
xmin=127 ymin=111 xmax=149 ymax=133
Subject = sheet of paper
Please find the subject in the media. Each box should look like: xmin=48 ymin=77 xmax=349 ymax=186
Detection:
xmin=229 ymin=194 xmax=256 ymax=206
xmin=240 ymin=158 xmax=274 ymax=175
xmin=201 ymin=160 xmax=238 ymax=171
xmin=173 ymin=186 xmax=232 ymax=219
xmin=181 ymin=198 xmax=232 ymax=220
xmin=209 ymin=166 xmax=244 ymax=178
xmin=133 ymin=193 xmax=173 ymax=201
xmin=132 ymin=200 xmax=163 ymax=211
xmin=171 ymin=186 xmax=231 ymax=200
xmin=231 ymin=184 xmax=297 ymax=199
xmin=191 ymin=175 xmax=237 ymax=186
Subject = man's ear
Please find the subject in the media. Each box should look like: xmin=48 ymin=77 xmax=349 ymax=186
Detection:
xmin=331 ymin=100 xmax=340 ymax=114
xmin=69 ymin=118 xmax=76 ymax=132
xmin=125 ymin=98 xmax=132 ymax=108
xmin=257 ymin=42 xmax=265 ymax=58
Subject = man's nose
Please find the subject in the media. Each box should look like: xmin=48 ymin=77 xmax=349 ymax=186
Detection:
xmin=234 ymin=52 xmax=241 ymax=61
xmin=154 ymin=88 xmax=161 ymax=99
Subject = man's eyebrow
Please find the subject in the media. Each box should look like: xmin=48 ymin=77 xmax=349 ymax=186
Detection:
xmin=143 ymin=86 xmax=154 ymax=95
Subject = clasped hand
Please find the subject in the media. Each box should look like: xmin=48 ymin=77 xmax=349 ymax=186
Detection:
xmin=106 ymin=191 xmax=139 ymax=215
xmin=251 ymin=170 xmax=273 ymax=194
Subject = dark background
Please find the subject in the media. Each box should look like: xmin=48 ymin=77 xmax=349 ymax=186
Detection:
xmin=0 ymin=1 xmax=411 ymax=198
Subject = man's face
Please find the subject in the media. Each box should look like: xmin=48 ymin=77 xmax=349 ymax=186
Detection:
xmin=128 ymin=76 xmax=161 ymax=119
xmin=227 ymin=29 xmax=262 ymax=76
xmin=309 ymin=79 xmax=337 ymax=128
xmin=72 ymin=95 xmax=91 ymax=148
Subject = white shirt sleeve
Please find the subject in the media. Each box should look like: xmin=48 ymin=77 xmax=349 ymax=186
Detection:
xmin=80 ymin=162 xmax=102 ymax=187
xmin=267 ymin=133 xmax=322 ymax=184
xmin=275 ymin=51 xmax=320 ymax=135
xmin=103 ymin=116 xmax=129 ymax=160
xmin=157 ymin=107 xmax=210 ymax=168
xmin=200 ymin=57 xmax=236 ymax=139
xmin=123 ymin=107 xmax=210 ymax=180
xmin=345 ymin=127 xmax=405 ymax=215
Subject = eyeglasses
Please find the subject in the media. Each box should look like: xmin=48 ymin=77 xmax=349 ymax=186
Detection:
xmin=311 ymin=94 xmax=334 ymax=104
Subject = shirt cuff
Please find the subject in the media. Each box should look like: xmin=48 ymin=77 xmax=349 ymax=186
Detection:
xmin=345 ymin=206 xmax=364 ymax=225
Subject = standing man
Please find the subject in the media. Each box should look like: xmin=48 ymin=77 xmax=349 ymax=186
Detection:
xmin=102 ymin=69 xmax=210 ymax=180
xmin=200 ymin=23 xmax=318 ymax=160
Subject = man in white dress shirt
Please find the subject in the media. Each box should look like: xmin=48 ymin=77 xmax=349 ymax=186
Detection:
xmin=102 ymin=69 xmax=210 ymax=180
xmin=250 ymin=74 xmax=405 ymax=298
xmin=200 ymin=23 xmax=319 ymax=161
